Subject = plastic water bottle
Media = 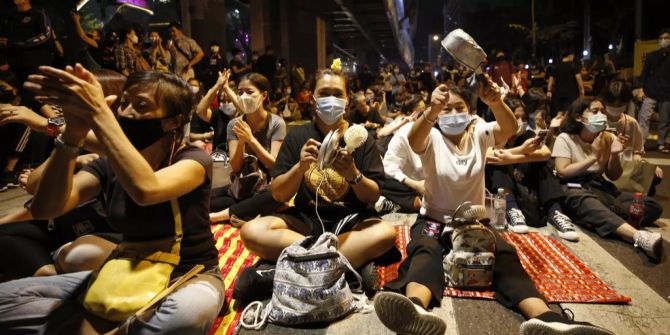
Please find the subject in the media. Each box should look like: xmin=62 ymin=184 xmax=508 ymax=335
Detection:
xmin=628 ymin=192 xmax=645 ymax=229
xmin=492 ymin=188 xmax=507 ymax=230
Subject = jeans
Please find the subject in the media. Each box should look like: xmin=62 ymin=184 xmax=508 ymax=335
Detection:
xmin=638 ymin=97 xmax=656 ymax=143
xmin=657 ymin=101 xmax=670 ymax=145
xmin=0 ymin=270 xmax=225 ymax=335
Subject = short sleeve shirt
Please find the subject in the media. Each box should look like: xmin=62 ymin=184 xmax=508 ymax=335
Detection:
xmin=82 ymin=146 xmax=218 ymax=273
xmin=270 ymin=122 xmax=385 ymax=219
xmin=420 ymin=122 xmax=496 ymax=222
xmin=226 ymin=113 xmax=286 ymax=158
xmin=171 ymin=36 xmax=202 ymax=76
xmin=551 ymin=132 xmax=602 ymax=173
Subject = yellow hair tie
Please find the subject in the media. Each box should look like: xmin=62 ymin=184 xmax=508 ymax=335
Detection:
xmin=330 ymin=58 xmax=342 ymax=72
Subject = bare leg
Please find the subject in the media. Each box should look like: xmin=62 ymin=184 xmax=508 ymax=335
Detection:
xmin=338 ymin=219 xmax=396 ymax=268
xmin=517 ymin=297 xmax=552 ymax=319
xmin=240 ymin=215 xmax=309 ymax=261
xmin=0 ymin=207 xmax=33 ymax=225
xmin=412 ymin=197 xmax=422 ymax=211
xmin=209 ymin=208 xmax=230 ymax=223
xmin=33 ymin=264 xmax=57 ymax=277
xmin=614 ymin=223 xmax=637 ymax=243
xmin=406 ymin=282 xmax=432 ymax=308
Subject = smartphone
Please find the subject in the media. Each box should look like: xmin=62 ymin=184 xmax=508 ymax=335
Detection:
xmin=567 ymin=183 xmax=582 ymax=189
xmin=536 ymin=129 xmax=549 ymax=145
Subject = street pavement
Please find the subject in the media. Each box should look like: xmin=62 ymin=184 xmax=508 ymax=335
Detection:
xmin=0 ymin=154 xmax=668 ymax=335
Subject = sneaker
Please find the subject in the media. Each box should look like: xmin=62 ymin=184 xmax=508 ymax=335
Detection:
xmin=211 ymin=151 xmax=228 ymax=162
xmin=0 ymin=171 xmax=20 ymax=192
xmin=360 ymin=262 xmax=379 ymax=295
xmin=232 ymin=263 xmax=275 ymax=306
xmin=634 ymin=230 xmax=663 ymax=262
xmin=374 ymin=292 xmax=447 ymax=335
xmin=548 ymin=211 xmax=580 ymax=242
xmin=374 ymin=196 xmax=401 ymax=215
xmin=507 ymin=208 xmax=529 ymax=234
xmin=520 ymin=310 xmax=614 ymax=335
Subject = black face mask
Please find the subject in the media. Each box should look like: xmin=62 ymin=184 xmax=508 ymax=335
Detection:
xmin=117 ymin=116 xmax=170 ymax=151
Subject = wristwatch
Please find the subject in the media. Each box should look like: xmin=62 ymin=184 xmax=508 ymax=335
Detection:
xmin=347 ymin=173 xmax=364 ymax=185
xmin=54 ymin=134 xmax=82 ymax=156
xmin=45 ymin=117 xmax=65 ymax=137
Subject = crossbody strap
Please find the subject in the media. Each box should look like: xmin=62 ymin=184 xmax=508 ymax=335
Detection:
xmin=170 ymin=199 xmax=183 ymax=256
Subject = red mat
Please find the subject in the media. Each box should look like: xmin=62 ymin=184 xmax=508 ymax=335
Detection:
xmin=208 ymin=224 xmax=258 ymax=335
xmin=377 ymin=226 xmax=631 ymax=304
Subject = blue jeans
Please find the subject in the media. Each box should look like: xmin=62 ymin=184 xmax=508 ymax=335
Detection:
xmin=0 ymin=270 xmax=225 ymax=335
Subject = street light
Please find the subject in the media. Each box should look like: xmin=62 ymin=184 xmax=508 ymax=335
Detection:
xmin=428 ymin=34 xmax=441 ymax=67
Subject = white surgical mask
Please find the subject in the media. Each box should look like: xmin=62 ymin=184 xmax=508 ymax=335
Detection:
xmin=659 ymin=39 xmax=670 ymax=49
xmin=190 ymin=86 xmax=200 ymax=94
xmin=240 ymin=94 xmax=261 ymax=114
xmin=315 ymin=96 xmax=347 ymax=125
xmin=606 ymin=105 xmax=626 ymax=117
xmin=437 ymin=112 xmax=471 ymax=136
xmin=130 ymin=35 xmax=139 ymax=44
xmin=220 ymin=102 xmax=237 ymax=116
xmin=211 ymin=46 xmax=220 ymax=53
xmin=583 ymin=114 xmax=607 ymax=133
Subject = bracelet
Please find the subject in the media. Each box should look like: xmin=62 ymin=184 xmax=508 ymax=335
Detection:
xmin=423 ymin=113 xmax=438 ymax=124
xmin=54 ymin=134 xmax=82 ymax=156
xmin=347 ymin=173 xmax=364 ymax=185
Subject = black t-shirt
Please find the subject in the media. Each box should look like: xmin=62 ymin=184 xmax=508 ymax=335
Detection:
xmin=552 ymin=61 xmax=580 ymax=98
xmin=0 ymin=8 xmax=53 ymax=68
xmin=347 ymin=106 xmax=384 ymax=125
xmin=211 ymin=108 xmax=232 ymax=150
xmin=230 ymin=59 xmax=249 ymax=82
xmin=82 ymin=146 xmax=218 ymax=273
xmin=270 ymin=122 xmax=385 ymax=219
xmin=256 ymin=54 xmax=277 ymax=84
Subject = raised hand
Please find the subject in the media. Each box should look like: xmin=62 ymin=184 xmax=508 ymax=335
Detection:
xmin=299 ymin=139 xmax=321 ymax=172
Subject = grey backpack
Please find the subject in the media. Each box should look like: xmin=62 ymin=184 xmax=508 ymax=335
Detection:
xmin=240 ymin=233 xmax=369 ymax=329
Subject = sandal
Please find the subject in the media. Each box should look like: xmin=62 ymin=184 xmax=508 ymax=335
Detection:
xmin=659 ymin=144 xmax=670 ymax=153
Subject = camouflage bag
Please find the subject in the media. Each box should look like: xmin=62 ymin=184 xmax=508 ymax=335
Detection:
xmin=443 ymin=223 xmax=496 ymax=289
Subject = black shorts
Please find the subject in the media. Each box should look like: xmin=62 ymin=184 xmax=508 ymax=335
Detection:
xmin=276 ymin=207 xmax=380 ymax=237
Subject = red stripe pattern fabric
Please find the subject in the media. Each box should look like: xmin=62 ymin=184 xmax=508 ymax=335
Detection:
xmin=377 ymin=227 xmax=631 ymax=304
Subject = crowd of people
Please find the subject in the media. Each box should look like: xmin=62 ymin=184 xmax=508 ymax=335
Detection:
xmin=0 ymin=1 xmax=668 ymax=334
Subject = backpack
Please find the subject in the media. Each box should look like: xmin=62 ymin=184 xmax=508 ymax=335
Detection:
xmin=443 ymin=202 xmax=496 ymax=289
xmin=228 ymin=155 xmax=267 ymax=201
xmin=240 ymin=233 xmax=369 ymax=329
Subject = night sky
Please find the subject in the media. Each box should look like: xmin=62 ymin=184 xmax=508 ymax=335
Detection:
xmin=414 ymin=0 xmax=670 ymax=64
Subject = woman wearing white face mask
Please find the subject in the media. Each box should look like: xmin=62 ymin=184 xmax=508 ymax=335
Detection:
xmin=552 ymin=98 xmax=663 ymax=261
xmin=234 ymin=69 xmax=398 ymax=306
xmin=376 ymin=82 xmax=612 ymax=335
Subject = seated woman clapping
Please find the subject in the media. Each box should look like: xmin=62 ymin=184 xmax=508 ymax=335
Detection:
xmin=233 ymin=69 xmax=398 ymax=305
xmin=0 ymin=65 xmax=224 ymax=334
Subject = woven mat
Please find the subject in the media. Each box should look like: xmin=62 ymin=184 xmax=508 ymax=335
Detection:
xmin=208 ymin=224 xmax=258 ymax=335
xmin=377 ymin=226 xmax=631 ymax=304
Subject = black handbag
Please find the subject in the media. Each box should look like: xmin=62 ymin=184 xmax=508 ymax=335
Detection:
xmin=228 ymin=155 xmax=267 ymax=201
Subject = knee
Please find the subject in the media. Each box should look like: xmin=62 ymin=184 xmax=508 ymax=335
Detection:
xmin=146 ymin=280 xmax=223 ymax=334
xmin=375 ymin=222 xmax=398 ymax=248
xmin=56 ymin=236 xmax=116 ymax=273
xmin=240 ymin=218 xmax=270 ymax=250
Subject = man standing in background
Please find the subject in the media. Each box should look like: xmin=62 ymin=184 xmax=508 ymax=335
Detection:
xmin=638 ymin=28 xmax=670 ymax=153
xmin=168 ymin=21 xmax=204 ymax=80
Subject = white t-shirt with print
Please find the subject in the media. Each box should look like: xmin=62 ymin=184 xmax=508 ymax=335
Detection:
xmin=419 ymin=122 xmax=496 ymax=223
